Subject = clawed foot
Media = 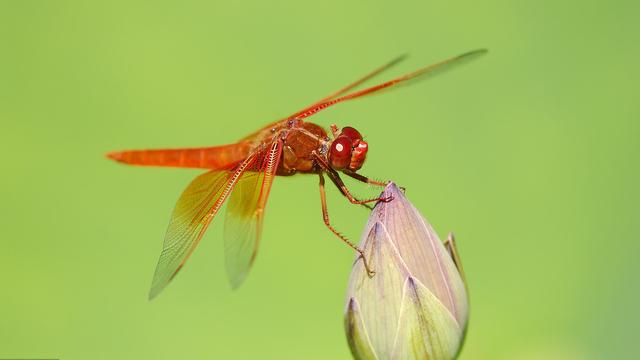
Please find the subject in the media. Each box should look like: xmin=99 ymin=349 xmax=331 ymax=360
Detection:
xmin=382 ymin=180 xmax=406 ymax=193
xmin=366 ymin=269 xmax=376 ymax=278
xmin=359 ymin=252 xmax=376 ymax=278
xmin=359 ymin=194 xmax=393 ymax=211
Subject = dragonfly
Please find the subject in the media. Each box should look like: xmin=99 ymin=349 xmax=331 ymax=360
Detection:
xmin=107 ymin=49 xmax=486 ymax=299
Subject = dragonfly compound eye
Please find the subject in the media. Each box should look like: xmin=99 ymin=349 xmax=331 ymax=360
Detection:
xmin=341 ymin=126 xmax=362 ymax=142
xmin=329 ymin=135 xmax=353 ymax=170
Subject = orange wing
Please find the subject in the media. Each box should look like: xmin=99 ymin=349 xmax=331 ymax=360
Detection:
xmin=223 ymin=140 xmax=283 ymax=288
xmin=290 ymin=49 xmax=487 ymax=121
xmin=148 ymin=150 xmax=260 ymax=299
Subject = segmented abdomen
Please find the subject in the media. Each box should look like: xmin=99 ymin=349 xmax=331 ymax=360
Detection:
xmin=107 ymin=142 xmax=252 ymax=170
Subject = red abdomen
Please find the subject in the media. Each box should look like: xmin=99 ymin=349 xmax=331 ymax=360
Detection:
xmin=107 ymin=142 xmax=252 ymax=170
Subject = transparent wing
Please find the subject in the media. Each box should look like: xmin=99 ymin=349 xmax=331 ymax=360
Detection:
xmin=243 ymin=50 xmax=484 ymax=139
xmin=148 ymin=153 xmax=259 ymax=299
xmin=247 ymin=55 xmax=408 ymax=136
xmin=224 ymin=139 xmax=283 ymax=288
xmin=301 ymin=54 xmax=408 ymax=109
xmin=291 ymin=49 xmax=487 ymax=121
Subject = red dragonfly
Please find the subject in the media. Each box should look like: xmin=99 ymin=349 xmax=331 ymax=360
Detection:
xmin=108 ymin=49 xmax=486 ymax=299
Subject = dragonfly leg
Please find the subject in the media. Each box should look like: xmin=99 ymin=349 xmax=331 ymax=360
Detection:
xmin=312 ymin=152 xmax=392 ymax=206
xmin=444 ymin=232 xmax=466 ymax=285
xmin=344 ymin=169 xmax=406 ymax=193
xmin=343 ymin=169 xmax=388 ymax=187
xmin=319 ymin=173 xmax=375 ymax=277
xmin=328 ymin=170 xmax=393 ymax=205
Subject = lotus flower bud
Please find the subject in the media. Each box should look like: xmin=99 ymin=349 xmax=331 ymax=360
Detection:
xmin=344 ymin=183 xmax=468 ymax=360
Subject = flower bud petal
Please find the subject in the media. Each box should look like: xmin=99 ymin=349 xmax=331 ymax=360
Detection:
xmin=392 ymin=276 xmax=463 ymax=360
xmin=345 ymin=298 xmax=378 ymax=360
xmin=344 ymin=183 xmax=468 ymax=360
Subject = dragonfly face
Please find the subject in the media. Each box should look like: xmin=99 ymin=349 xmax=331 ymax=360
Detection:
xmin=328 ymin=126 xmax=368 ymax=172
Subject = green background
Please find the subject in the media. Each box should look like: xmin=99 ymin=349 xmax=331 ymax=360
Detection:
xmin=1 ymin=1 xmax=638 ymax=359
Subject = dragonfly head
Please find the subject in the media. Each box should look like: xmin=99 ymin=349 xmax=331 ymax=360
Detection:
xmin=328 ymin=126 xmax=368 ymax=172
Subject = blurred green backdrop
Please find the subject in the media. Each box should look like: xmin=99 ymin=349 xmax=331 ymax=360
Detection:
xmin=1 ymin=1 xmax=638 ymax=359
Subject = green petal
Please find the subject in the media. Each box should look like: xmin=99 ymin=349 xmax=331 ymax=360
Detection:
xmin=344 ymin=298 xmax=378 ymax=360
xmin=392 ymin=277 xmax=463 ymax=360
